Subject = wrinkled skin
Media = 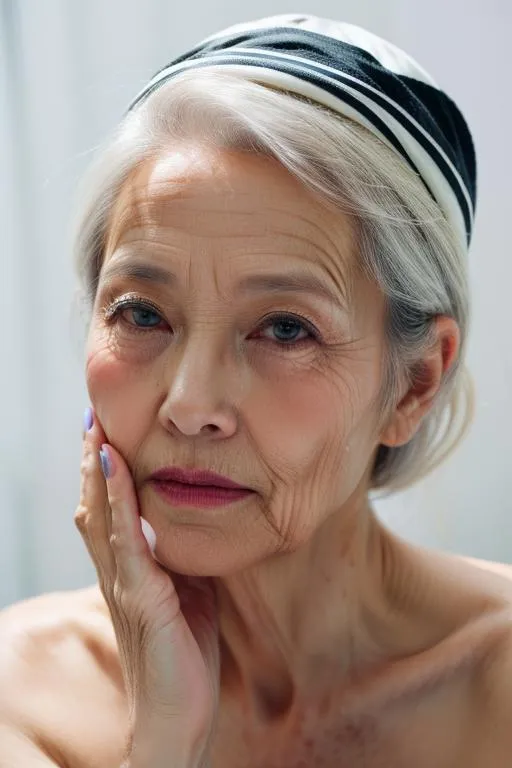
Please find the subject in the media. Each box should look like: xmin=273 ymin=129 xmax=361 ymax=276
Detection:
xmin=1 ymin=146 xmax=511 ymax=768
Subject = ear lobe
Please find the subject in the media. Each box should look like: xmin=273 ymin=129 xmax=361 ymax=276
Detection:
xmin=379 ymin=353 xmax=444 ymax=447
xmin=379 ymin=395 xmax=421 ymax=448
xmin=378 ymin=316 xmax=460 ymax=449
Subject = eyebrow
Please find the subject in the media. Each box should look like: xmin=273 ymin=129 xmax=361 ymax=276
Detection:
xmin=101 ymin=259 xmax=349 ymax=310
xmin=102 ymin=262 xmax=174 ymax=285
xmin=239 ymin=272 xmax=348 ymax=310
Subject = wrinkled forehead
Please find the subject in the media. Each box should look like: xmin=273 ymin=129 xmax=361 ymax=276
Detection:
xmin=103 ymin=147 xmax=361 ymax=300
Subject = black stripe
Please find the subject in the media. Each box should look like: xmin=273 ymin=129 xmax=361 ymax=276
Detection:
xmin=230 ymin=50 xmax=474 ymax=238
xmin=129 ymin=26 xmax=476 ymax=241
xmin=193 ymin=26 xmax=476 ymax=206
xmin=131 ymin=54 xmax=435 ymax=200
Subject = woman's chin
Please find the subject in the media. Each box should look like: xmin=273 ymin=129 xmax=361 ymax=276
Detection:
xmin=140 ymin=496 xmax=270 ymax=576
xmin=152 ymin=554 xmax=243 ymax=578
xmin=150 ymin=539 xmax=257 ymax=578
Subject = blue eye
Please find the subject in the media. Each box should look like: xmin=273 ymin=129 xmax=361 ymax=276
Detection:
xmin=128 ymin=307 xmax=162 ymax=327
xmin=105 ymin=296 xmax=320 ymax=349
xmin=104 ymin=297 xmax=167 ymax=332
xmin=270 ymin=318 xmax=306 ymax=342
xmin=257 ymin=313 xmax=319 ymax=347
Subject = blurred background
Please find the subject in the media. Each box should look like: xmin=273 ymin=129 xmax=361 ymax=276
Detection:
xmin=1 ymin=0 xmax=510 ymax=611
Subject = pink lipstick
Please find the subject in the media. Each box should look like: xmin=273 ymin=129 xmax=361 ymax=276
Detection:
xmin=149 ymin=467 xmax=254 ymax=508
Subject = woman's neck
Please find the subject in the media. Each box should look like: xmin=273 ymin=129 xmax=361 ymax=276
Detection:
xmin=214 ymin=498 xmax=438 ymax=720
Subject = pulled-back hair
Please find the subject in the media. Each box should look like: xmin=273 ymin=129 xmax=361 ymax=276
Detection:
xmin=72 ymin=69 xmax=474 ymax=496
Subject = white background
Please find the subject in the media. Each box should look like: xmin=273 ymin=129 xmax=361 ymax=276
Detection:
xmin=1 ymin=0 xmax=510 ymax=610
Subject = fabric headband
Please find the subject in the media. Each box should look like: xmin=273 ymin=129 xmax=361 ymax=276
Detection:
xmin=128 ymin=14 xmax=477 ymax=252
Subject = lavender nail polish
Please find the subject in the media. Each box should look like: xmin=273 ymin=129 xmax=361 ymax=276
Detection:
xmin=99 ymin=447 xmax=112 ymax=479
xmin=83 ymin=407 xmax=93 ymax=432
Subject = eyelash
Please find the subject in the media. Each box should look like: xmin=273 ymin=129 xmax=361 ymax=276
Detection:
xmin=102 ymin=294 xmax=322 ymax=349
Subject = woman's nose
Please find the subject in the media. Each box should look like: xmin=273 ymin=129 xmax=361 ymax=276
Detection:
xmin=157 ymin=340 xmax=239 ymax=438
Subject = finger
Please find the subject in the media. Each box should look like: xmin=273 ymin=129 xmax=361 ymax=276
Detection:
xmin=74 ymin=407 xmax=116 ymax=580
xmin=99 ymin=442 xmax=160 ymax=590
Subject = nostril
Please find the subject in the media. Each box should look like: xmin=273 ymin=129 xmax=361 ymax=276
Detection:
xmin=201 ymin=423 xmax=220 ymax=434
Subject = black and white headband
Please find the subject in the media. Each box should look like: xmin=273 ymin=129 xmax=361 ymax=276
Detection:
xmin=128 ymin=14 xmax=477 ymax=252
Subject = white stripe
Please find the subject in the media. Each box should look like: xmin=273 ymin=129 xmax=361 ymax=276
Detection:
xmin=194 ymin=15 xmax=439 ymax=86
xmin=237 ymin=49 xmax=471 ymax=216
xmin=131 ymin=58 xmax=468 ymax=250
xmin=146 ymin=47 xmax=472 ymax=224
xmin=130 ymin=58 xmax=395 ymax=147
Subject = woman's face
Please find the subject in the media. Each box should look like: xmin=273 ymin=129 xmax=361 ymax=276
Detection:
xmin=86 ymin=145 xmax=388 ymax=575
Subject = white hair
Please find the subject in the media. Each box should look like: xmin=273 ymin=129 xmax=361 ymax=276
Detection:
xmin=72 ymin=69 xmax=474 ymax=497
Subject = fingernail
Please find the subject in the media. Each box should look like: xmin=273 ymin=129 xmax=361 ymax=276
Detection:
xmin=99 ymin=445 xmax=112 ymax=479
xmin=140 ymin=517 xmax=157 ymax=553
xmin=83 ymin=407 xmax=93 ymax=432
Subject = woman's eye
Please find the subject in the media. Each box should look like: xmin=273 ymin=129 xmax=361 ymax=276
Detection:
xmin=104 ymin=298 xmax=168 ymax=332
xmin=104 ymin=299 xmax=319 ymax=348
xmin=125 ymin=306 xmax=163 ymax=328
xmin=256 ymin=314 xmax=319 ymax=346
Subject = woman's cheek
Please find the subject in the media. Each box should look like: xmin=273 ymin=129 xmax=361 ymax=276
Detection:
xmin=86 ymin=344 xmax=129 ymax=396
xmin=85 ymin=344 xmax=147 ymax=440
xmin=85 ymin=321 xmax=166 ymax=398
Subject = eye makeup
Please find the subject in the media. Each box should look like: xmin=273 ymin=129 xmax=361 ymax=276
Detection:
xmin=102 ymin=292 xmax=164 ymax=323
xmin=97 ymin=283 xmax=345 ymax=361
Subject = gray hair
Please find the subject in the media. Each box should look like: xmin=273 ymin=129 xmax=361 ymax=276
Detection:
xmin=73 ymin=69 xmax=474 ymax=497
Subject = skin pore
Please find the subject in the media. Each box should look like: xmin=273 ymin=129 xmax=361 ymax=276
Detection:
xmin=85 ymin=143 xmax=461 ymax=726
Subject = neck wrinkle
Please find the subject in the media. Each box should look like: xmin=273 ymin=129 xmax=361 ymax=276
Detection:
xmin=214 ymin=501 xmax=401 ymax=719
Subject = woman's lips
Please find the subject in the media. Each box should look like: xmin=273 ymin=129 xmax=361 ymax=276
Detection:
xmin=149 ymin=466 xmax=249 ymax=489
xmin=150 ymin=479 xmax=254 ymax=508
xmin=148 ymin=466 xmax=255 ymax=507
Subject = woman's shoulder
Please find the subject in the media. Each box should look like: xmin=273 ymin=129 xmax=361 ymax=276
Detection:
xmin=456 ymin=555 xmax=512 ymax=748
xmin=406 ymin=537 xmax=512 ymax=604
xmin=403 ymin=542 xmax=512 ymax=665
xmin=0 ymin=585 xmax=127 ymax=767
xmin=0 ymin=584 xmax=118 ymax=681
xmin=443 ymin=551 xmax=512 ymax=612
xmin=430 ymin=551 xmax=512 ymax=710
xmin=454 ymin=553 xmax=512 ymax=582
xmin=0 ymin=582 xmax=122 ymax=701
xmin=0 ymin=582 xmax=111 ymax=627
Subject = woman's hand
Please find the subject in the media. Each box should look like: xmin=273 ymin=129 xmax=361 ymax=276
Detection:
xmin=74 ymin=408 xmax=220 ymax=768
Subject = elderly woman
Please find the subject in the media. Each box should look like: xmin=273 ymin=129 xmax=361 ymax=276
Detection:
xmin=1 ymin=13 xmax=511 ymax=768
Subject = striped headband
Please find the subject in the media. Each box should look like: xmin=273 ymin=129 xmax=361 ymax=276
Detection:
xmin=128 ymin=14 xmax=477 ymax=252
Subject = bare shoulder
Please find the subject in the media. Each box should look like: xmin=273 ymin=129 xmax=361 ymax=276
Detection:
xmin=455 ymin=553 xmax=512 ymax=584
xmin=0 ymin=585 xmax=128 ymax=767
xmin=446 ymin=554 xmax=512 ymax=723
xmin=399 ymin=546 xmax=512 ymax=761
xmin=405 ymin=541 xmax=512 ymax=670
xmin=0 ymin=583 xmax=114 ymax=640
xmin=461 ymin=558 xmax=512 ymax=759
xmin=0 ymin=584 xmax=119 ymax=689
xmin=430 ymin=549 xmax=512 ymax=639
xmin=414 ymin=542 xmax=512 ymax=606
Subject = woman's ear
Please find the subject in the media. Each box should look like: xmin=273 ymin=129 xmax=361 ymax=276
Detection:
xmin=379 ymin=316 xmax=460 ymax=448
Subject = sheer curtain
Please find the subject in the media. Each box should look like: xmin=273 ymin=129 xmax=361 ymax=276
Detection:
xmin=1 ymin=0 xmax=510 ymax=610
